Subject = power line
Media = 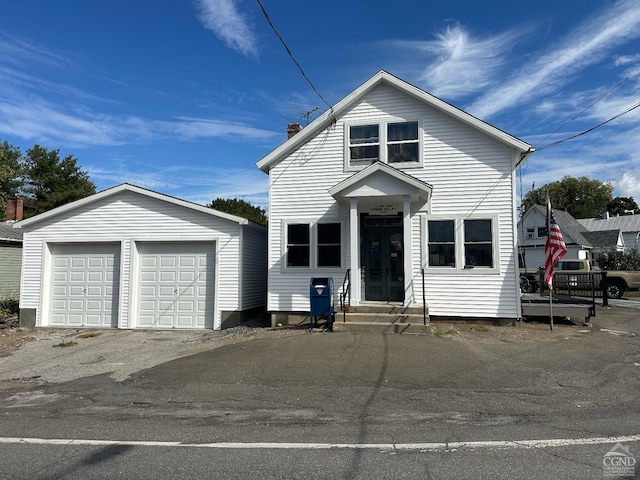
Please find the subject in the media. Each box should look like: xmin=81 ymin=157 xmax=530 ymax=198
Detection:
xmin=535 ymin=99 xmax=640 ymax=152
xmin=256 ymin=0 xmax=333 ymax=114
xmin=534 ymin=64 xmax=640 ymax=149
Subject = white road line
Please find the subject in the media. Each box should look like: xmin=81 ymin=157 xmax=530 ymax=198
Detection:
xmin=0 ymin=435 xmax=639 ymax=451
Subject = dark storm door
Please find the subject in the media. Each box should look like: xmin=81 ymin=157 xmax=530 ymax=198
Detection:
xmin=363 ymin=220 xmax=404 ymax=302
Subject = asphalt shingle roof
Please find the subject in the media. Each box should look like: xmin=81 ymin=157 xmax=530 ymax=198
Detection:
xmin=0 ymin=223 xmax=23 ymax=242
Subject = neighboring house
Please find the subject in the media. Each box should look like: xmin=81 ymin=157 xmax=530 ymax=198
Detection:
xmin=578 ymin=213 xmax=640 ymax=254
xmin=518 ymin=204 xmax=624 ymax=269
xmin=0 ymin=197 xmax=24 ymax=298
xmin=257 ymin=70 xmax=533 ymax=324
xmin=0 ymin=224 xmax=22 ymax=298
xmin=14 ymin=184 xmax=266 ymax=330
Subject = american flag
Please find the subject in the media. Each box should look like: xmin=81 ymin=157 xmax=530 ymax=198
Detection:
xmin=544 ymin=199 xmax=567 ymax=289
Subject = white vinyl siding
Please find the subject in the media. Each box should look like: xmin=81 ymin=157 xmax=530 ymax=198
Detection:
xmin=19 ymin=189 xmax=266 ymax=329
xmin=240 ymin=226 xmax=267 ymax=310
xmin=267 ymin=83 xmax=520 ymax=318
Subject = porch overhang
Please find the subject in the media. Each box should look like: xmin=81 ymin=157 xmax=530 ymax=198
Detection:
xmin=328 ymin=162 xmax=432 ymax=209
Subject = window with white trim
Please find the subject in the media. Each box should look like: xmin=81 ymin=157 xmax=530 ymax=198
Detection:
xmin=464 ymin=219 xmax=493 ymax=267
xmin=388 ymin=122 xmax=418 ymax=163
xmin=425 ymin=217 xmax=497 ymax=270
xmin=317 ymin=223 xmax=341 ymax=267
xmin=286 ymin=224 xmax=310 ymax=267
xmin=347 ymin=120 xmax=421 ymax=168
xmin=428 ymin=220 xmax=455 ymax=267
xmin=284 ymin=221 xmax=343 ymax=269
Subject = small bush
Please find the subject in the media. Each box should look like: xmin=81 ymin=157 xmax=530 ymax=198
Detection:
xmin=0 ymin=295 xmax=19 ymax=316
xmin=53 ymin=341 xmax=77 ymax=348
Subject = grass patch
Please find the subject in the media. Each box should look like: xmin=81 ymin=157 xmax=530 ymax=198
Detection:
xmin=77 ymin=332 xmax=101 ymax=339
xmin=468 ymin=324 xmax=489 ymax=332
xmin=53 ymin=341 xmax=77 ymax=348
xmin=625 ymin=291 xmax=640 ymax=298
xmin=430 ymin=327 xmax=458 ymax=336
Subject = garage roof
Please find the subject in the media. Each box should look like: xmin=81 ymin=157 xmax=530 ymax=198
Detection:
xmin=14 ymin=183 xmax=263 ymax=229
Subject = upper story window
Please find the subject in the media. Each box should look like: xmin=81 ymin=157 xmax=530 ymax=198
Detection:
xmin=347 ymin=120 xmax=421 ymax=169
xmin=388 ymin=122 xmax=418 ymax=163
xmin=349 ymin=125 xmax=379 ymax=167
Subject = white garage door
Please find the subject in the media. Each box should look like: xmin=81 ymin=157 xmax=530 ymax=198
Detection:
xmin=50 ymin=243 xmax=120 ymax=327
xmin=137 ymin=242 xmax=215 ymax=329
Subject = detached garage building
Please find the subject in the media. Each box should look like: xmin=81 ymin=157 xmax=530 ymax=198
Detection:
xmin=15 ymin=184 xmax=266 ymax=330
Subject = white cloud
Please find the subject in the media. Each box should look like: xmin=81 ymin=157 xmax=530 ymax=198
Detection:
xmin=614 ymin=54 xmax=640 ymax=66
xmin=194 ymin=0 xmax=258 ymax=57
xmin=615 ymin=171 xmax=640 ymax=199
xmin=406 ymin=24 xmax=525 ymax=98
xmin=0 ymin=96 xmax=279 ymax=147
xmin=88 ymin=163 xmax=269 ymax=208
xmin=469 ymin=0 xmax=640 ymax=119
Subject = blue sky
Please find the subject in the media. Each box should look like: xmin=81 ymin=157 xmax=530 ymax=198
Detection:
xmin=1 ymin=0 xmax=640 ymax=210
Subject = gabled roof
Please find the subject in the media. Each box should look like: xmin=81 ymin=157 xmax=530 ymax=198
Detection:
xmin=14 ymin=183 xmax=261 ymax=229
xmin=582 ymin=230 xmax=624 ymax=248
xmin=524 ymin=205 xmax=593 ymax=248
xmin=578 ymin=214 xmax=640 ymax=233
xmin=328 ymin=161 xmax=432 ymax=204
xmin=257 ymin=70 xmax=533 ymax=173
xmin=0 ymin=223 xmax=22 ymax=242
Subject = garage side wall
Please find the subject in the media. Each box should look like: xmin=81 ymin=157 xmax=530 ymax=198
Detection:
xmin=239 ymin=226 xmax=267 ymax=311
xmin=19 ymin=191 xmax=245 ymax=329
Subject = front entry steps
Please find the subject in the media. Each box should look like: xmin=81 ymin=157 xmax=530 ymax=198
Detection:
xmin=334 ymin=304 xmax=430 ymax=333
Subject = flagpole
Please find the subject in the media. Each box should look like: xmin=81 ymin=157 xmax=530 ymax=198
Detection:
xmin=547 ymin=187 xmax=553 ymax=331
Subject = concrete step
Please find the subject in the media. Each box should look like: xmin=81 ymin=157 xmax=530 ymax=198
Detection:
xmin=340 ymin=312 xmax=428 ymax=324
xmin=332 ymin=322 xmax=431 ymax=334
xmin=346 ymin=305 xmax=426 ymax=315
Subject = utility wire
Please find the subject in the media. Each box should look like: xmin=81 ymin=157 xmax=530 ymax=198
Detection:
xmin=256 ymin=0 xmax=333 ymax=114
xmin=535 ymin=99 xmax=640 ymax=152
xmin=534 ymin=64 xmax=640 ymax=148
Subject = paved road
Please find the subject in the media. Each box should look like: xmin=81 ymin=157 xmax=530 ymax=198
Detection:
xmin=0 ymin=305 xmax=638 ymax=479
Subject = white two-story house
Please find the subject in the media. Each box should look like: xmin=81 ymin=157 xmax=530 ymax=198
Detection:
xmin=257 ymin=71 xmax=532 ymax=324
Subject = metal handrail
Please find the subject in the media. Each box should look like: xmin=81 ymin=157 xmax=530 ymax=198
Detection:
xmin=339 ymin=269 xmax=351 ymax=323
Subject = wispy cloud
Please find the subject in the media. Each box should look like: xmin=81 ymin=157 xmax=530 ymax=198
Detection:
xmin=194 ymin=0 xmax=258 ymax=57
xmin=88 ymin=163 xmax=269 ymax=207
xmin=469 ymin=0 xmax=640 ymax=118
xmin=0 ymin=95 xmax=279 ymax=147
xmin=396 ymin=24 xmax=527 ymax=98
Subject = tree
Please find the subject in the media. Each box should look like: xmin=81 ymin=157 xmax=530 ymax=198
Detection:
xmin=20 ymin=145 xmax=96 ymax=218
xmin=606 ymin=196 xmax=639 ymax=216
xmin=597 ymin=248 xmax=640 ymax=271
xmin=0 ymin=141 xmax=22 ymax=221
xmin=522 ymin=176 xmax=614 ymax=219
xmin=207 ymin=198 xmax=267 ymax=226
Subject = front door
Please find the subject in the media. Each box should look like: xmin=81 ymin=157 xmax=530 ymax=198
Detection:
xmin=362 ymin=215 xmax=404 ymax=302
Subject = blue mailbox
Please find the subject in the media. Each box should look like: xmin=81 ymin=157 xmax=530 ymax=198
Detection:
xmin=309 ymin=277 xmax=335 ymax=331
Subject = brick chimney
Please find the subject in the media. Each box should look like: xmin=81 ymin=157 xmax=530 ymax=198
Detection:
xmin=5 ymin=196 xmax=23 ymax=223
xmin=287 ymin=122 xmax=302 ymax=139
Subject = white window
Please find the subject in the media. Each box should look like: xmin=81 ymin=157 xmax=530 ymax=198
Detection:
xmin=317 ymin=223 xmax=341 ymax=268
xmin=284 ymin=221 xmax=343 ymax=269
xmin=387 ymin=122 xmax=418 ymax=163
xmin=464 ymin=219 xmax=493 ymax=267
xmin=286 ymin=223 xmax=310 ymax=267
xmin=347 ymin=120 xmax=421 ymax=169
xmin=349 ymin=125 xmax=379 ymax=167
xmin=428 ymin=220 xmax=455 ymax=267
xmin=423 ymin=216 xmax=498 ymax=271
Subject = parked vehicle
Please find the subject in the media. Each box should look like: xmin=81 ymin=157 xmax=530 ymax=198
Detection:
xmin=519 ymin=260 xmax=640 ymax=299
